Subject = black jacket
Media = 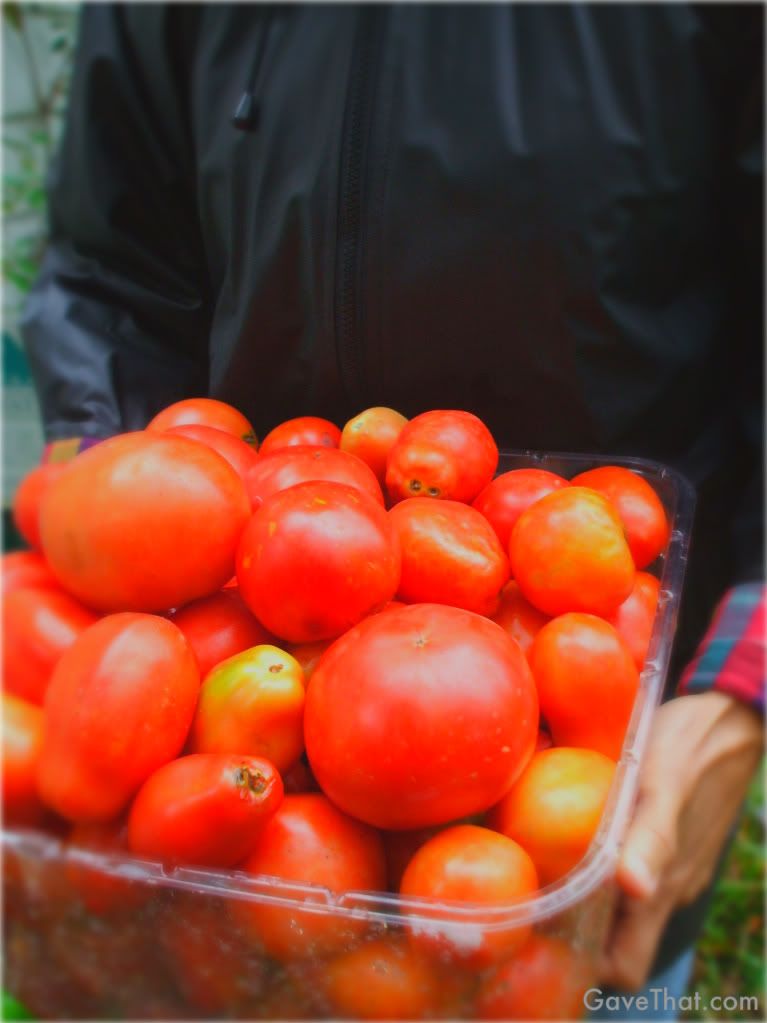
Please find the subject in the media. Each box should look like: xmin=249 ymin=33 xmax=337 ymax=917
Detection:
xmin=22 ymin=3 xmax=763 ymax=676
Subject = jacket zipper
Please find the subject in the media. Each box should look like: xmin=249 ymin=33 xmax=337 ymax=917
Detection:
xmin=334 ymin=8 xmax=384 ymax=404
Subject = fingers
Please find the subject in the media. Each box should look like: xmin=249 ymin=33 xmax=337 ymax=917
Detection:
xmin=600 ymin=891 xmax=675 ymax=990
xmin=616 ymin=778 xmax=681 ymax=899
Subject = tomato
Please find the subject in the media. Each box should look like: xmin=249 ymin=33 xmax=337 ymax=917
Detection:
xmin=259 ymin=416 xmax=341 ymax=454
xmin=189 ymin=645 xmax=305 ymax=772
xmin=165 ymin=424 xmax=259 ymax=486
xmin=244 ymin=445 xmax=384 ymax=510
xmin=509 ymin=487 xmax=635 ymax=617
xmin=382 ymin=826 xmax=444 ymax=892
xmin=1 ymin=551 xmax=61 ymax=596
xmin=385 ymin=410 xmax=498 ymax=504
xmin=39 ymin=432 xmax=251 ymax=613
xmin=322 ymin=937 xmax=440 ymax=1021
xmin=66 ymin=820 xmax=148 ymax=915
xmin=491 ymin=581 xmax=550 ymax=660
xmin=389 ymin=498 xmax=510 ymax=616
xmin=340 ymin=407 xmax=408 ymax=486
xmin=168 ymin=589 xmax=274 ymax=679
xmin=530 ymin=613 xmax=639 ymax=760
xmin=400 ymin=825 xmax=538 ymax=966
xmin=12 ymin=463 xmax=66 ymax=551
xmin=487 ymin=747 xmax=615 ymax=885
xmin=38 ymin=613 xmax=199 ymax=821
xmin=237 ymin=481 xmax=400 ymax=644
xmin=605 ymin=571 xmax=661 ymax=671
xmin=570 ymin=465 xmax=670 ymax=568
xmin=2 ymin=693 xmax=45 ymax=826
xmin=474 ymin=933 xmax=591 ymax=1020
xmin=472 ymin=468 xmax=570 ymax=550
xmin=3 ymin=586 xmax=99 ymax=705
xmin=232 ymin=793 xmax=386 ymax=961
xmin=304 ymin=603 xmax=538 ymax=829
xmin=147 ymin=397 xmax=257 ymax=446
xmin=128 ymin=753 xmax=283 ymax=867
xmin=285 ymin=638 xmax=332 ymax=685
xmin=282 ymin=758 xmax=320 ymax=794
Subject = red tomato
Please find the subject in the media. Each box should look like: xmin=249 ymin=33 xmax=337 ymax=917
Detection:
xmin=382 ymin=825 xmax=444 ymax=891
xmin=491 ymin=581 xmax=550 ymax=660
xmin=400 ymin=825 xmax=538 ymax=967
xmin=487 ymin=747 xmax=616 ymax=885
xmin=188 ymin=645 xmax=305 ymax=772
xmin=237 ymin=481 xmax=400 ymax=643
xmin=147 ymin=397 xmax=257 ymax=446
xmin=232 ymin=794 xmax=387 ymax=961
xmin=259 ymin=416 xmax=341 ymax=454
xmin=385 ymin=410 xmax=498 ymax=504
xmin=66 ymin=819 xmax=148 ymax=915
xmin=1 ymin=551 xmax=61 ymax=596
xmin=38 ymin=613 xmax=199 ymax=821
xmin=305 ymin=603 xmax=538 ymax=829
xmin=472 ymin=468 xmax=570 ymax=550
xmin=244 ymin=445 xmax=384 ymax=510
xmin=474 ymin=933 xmax=592 ymax=1020
xmin=570 ymin=465 xmax=670 ymax=568
xmin=2 ymin=586 xmax=99 ymax=705
xmin=39 ymin=432 xmax=251 ymax=613
xmin=389 ymin=498 xmax=510 ymax=616
xmin=285 ymin=638 xmax=332 ymax=685
xmin=530 ymin=613 xmax=639 ymax=760
xmin=340 ymin=407 xmax=408 ymax=486
xmin=509 ymin=487 xmax=635 ymax=617
xmin=166 ymin=424 xmax=259 ymax=485
xmin=128 ymin=754 xmax=283 ymax=867
xmin=282 ymin=758 xmax=320 ymax=794
xmin=12 ymin=463 xmax=66 ymax=551
xmin=535 ymin=729 xmax=554 ymax=752
xmin=168 ymin=589 xmax=274 ymax=679
xmin=2 ymin=693 xmax=45 ymax=825
xmin=605 ymin=571 xmax=661 ymax=670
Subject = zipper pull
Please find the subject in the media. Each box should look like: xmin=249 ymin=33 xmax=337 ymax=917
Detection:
xmin=232 ymin=91 xmax=259 ymax=132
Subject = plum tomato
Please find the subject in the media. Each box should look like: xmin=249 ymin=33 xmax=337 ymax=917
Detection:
xmin=165 ymin=424 xmax=259 ymax=486
xmin=490 ymin=581 xmax=550 ymax=660
xmin=2 ymin=692 xmax=45 ymax=826
xmin=605 ymin=571 xmax=661 ymax=671
xmin=147 ymin=397 xmax=257 ymax=446
xmin=12 ymin=463 xmax=66 ymax=551
xmin=244 ymin=445 xmax=384 ymax=510
xmin=472 ymin=468 xmax=569 ymax=550
xmin=340 ymin=407 xmax=408 ymax=487
xmin=259 ymin=416 xmax=341 ymax=454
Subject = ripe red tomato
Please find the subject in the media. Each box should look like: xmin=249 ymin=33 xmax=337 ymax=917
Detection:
xmin=39 ymin=432 xmax=251 ymax=613
xmin=237 ymin=481 xmax=400 ymax=643
xmin=244 ymin=445 xmax=384 ymax=509
xmin=165 ymin=424 xmax=259 ymax=485
xmin=340 ymin=407 xmax=408 ymax=486
xmin=128 ymin=754 xmax=283 ymax=867
xmin=232 ymin=794 xmax=386 ymax=961
xmin=259 ymin=416 xmax=341 ymax=454
xmin=400 ymin=825 xmax=538 ymax=967
xmin=188 ymin=645 xmax=305 ymax=772
xmin=389 ymin=498 xmax=510 ymax=616
xmin=605 ymin=571 xmax=661 ymax=671
xmin=1 ymin=551 xmax=61 ymax=596
xmin=530 ymin=613 xmax=639 ymax=760
xmin=2 ymin=693 xmax=45 ymax=826
xmin=168 ymin=589 xmax=274 ymax=679
xmin=282 ymin=758 xmax=320 ymax=794
xmin=509 ymin=487 xmax=635 ymax=617
xmin=66 ymin=819 xmax=148 ymax=915
xmin=285 ymin=638 xmax=332 ymax=685
xmin=472 ymin=468 xmax=570 ymax=550
xmin=491 ymin=581 xmax=550 ymax=660
xmin=147 ymin=397 xmax=257 ymax=446
xmin=12 ymin=463 xmax=66 ymax=551
xmin=305 ymin=603 xmax=538 ymax=829
xmin=385 ymin=409 xmax=498 ymax=504
xmin=3 ymin=586 xmax=99 ymax=704
xmin=487 ymin=747 xmax=616 ymax=885
xmin=38 ymin=613 xmax=199 ymax=821
xmin=570 ymin=465 xmax=670 ymax=568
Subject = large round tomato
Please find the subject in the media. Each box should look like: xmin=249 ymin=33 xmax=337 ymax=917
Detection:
xmin=147 ymin=397 xmax=257 ymax=446
xmin=3 ymin=586 xmax=99 ymax=704
xmin=1 ymin=551 xmax=61 ymax=596
xmin=389 ymin=498 xmax=510 ymax=615
xmin=340 ymin=407 xmax=408 ymax=486
xmin=304 ymin=603 xmax=538 ymax=829
xmin=472 ymin=468 xmax=569 ymax=550
xmin=165 ymin=424 xmax=259 ymax=486
xmin=39 ymin=432 xmax=251 ymax=612
xmin=386 ymin=410 xmax=498 ymax=504
xmin=12 ymin=463 xmax=66 ymax=551
xmin=491 ymin=581 xmax=550 ymax=660
xmin=2 ymin=692 xmax=45 ymax=826
xmin=38 ymin=613 xmax=199 ymax=821
xmin=244 ymin=445 xmax=384 ymax=510
xmin=232 ymin=793 xmax=386 ymax=961
xmin=259 ymin=416 xmax=341 ymax=454
xmin=237 ymin=481 xmax=400 ymax=643
xmin=168 ymin=589 xmax=274 ymax=679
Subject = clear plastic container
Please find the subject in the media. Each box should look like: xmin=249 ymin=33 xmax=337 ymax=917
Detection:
xmin=3 ymin=451 xmax=694 ymax=1021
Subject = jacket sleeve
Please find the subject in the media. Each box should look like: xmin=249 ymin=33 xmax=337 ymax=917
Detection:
xmin=20 ymin=4 xmax=212 ymax=443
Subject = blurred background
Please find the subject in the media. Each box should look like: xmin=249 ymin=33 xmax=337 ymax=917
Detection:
xmin=1 ymin=5 xmax=763 ymax=1020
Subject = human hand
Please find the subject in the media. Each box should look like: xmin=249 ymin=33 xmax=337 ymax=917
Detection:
xmin=599 ymin=691 xmax=763 ymax=990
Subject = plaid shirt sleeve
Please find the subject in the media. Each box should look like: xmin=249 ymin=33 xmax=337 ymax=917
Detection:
xmin=677 ymin=582 xmax=765 ymax=714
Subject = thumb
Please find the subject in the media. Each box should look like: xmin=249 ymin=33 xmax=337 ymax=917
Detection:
xmin=617 ymin=780 xmax=682 ymax=900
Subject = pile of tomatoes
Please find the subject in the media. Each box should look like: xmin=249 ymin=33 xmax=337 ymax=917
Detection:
xmin=3 ymin=400 xmax=671 ymax=1020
